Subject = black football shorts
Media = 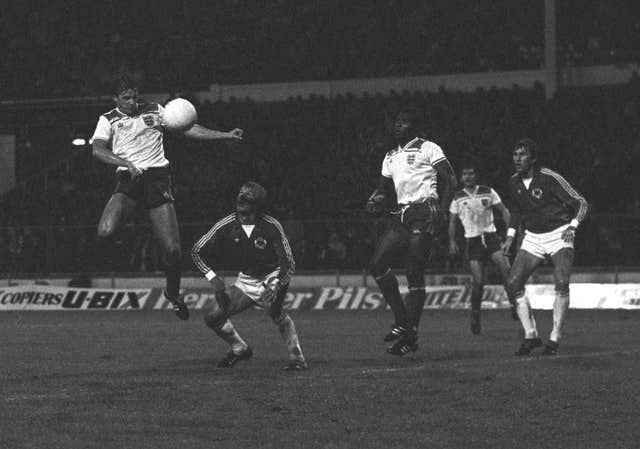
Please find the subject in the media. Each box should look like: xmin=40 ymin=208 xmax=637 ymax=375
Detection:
xmin=114 ymin=166 xmax=175 ymax=209
xmin=466 ymin=232 xmax=502 ymax=261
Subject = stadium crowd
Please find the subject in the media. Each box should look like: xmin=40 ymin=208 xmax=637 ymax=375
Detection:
xmin=2 ymin=0 xmax=638 ymax=99
xmin=2 ymin=79 xmax=640 ymax=274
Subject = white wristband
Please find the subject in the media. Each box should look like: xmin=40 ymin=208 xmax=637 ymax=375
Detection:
xmin=507 ymin=228 xmax=517 ymax=238
xmin=570 ymin=219 xmax=580 ymax=229
xmin=205 ymin=270 xmax=217 ymax=281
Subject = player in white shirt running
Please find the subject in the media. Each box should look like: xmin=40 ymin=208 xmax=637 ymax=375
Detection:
xmin=91 ymin=75 xmax=243 ymax=319
xmin=448 ymin=164 xmax=517 ymax=335
xmin=366 ymin=107 xmax=457 ymax=356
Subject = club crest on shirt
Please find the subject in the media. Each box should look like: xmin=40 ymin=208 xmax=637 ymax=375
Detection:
xmin=481 ymin=199 xmax=489 ymax=207
xmin=234 ymin=237 xmax=240 ymax=243
xmin=254 ymin=237 xmax=267 ymax=250
xmin=532 ymin=188 xmax=543 ymax=199
xmin=406 ymin=154 xmax=416 ymax=165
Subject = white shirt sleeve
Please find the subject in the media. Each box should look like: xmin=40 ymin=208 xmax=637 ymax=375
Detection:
xmin=91 ymin=115 xmax=112 ymax=142
xmin=423 ymin=142 xmax=447 ymax=166
xmin=449 ymin=198 xmax=459 ymax=214
xmin=489 ymin=188 xmax=502 ymax=205
xmin=381 ymin=156 xmax=392 ymax=178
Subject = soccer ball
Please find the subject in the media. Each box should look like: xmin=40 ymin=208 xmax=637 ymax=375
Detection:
xmin=162 ymin=98 xmax=197 ymax=131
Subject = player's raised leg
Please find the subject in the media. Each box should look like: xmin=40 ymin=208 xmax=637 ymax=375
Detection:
xmin=506 ymin=249 xmax=544 ymax=355
xmin=96 ymin=193 xmax=138 ymax=272
xmin=149 ymin=202 xmax=188 ymax=319
xmin=369 ymin=224 xmax=410 ymax=341
xmin=468 ymin=259 xmax=484 ymax=334
xmin=489 ymin=250 xmax=519 ymax=320
xmin=204 ymin=285 xmax=256 ymax=367
xmin=268 ymin=286 xmax=307 ymax=370
xmin=544 ymin=248 xmax=574 ymax=355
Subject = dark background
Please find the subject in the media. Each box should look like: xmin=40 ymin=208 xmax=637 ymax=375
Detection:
xmin=1 ymin=0 xmax=639 ymax=274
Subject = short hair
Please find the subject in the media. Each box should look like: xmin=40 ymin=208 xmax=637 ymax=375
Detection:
xmin=397 ymin=106 xmax=424 ymax=129
xmin=237 ymin=181 xmax=267 ymax=210
xmin=113 ymin=74 xmax=138 ymax=96
xmin=514 ymin=138 xmax=538 ymax=159
xmin=459 ymin=161 xmax=477 ymax=172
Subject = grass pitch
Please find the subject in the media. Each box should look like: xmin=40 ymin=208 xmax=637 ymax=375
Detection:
xmin=1 ymin=309 xmax=639 ymax=449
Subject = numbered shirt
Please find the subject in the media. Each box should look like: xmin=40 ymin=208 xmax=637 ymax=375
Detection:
xmin=91 ymin=103 xmax=169 ymax=170
xmin=450 ymin=185 xmax=502 ymax=238
xmin=381 ymin=137 xmax=448 ymax=204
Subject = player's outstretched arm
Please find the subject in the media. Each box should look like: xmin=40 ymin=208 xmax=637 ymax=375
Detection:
xmin=183 ymin=124 xmax=243 ymax=141
xmin=92 ymin=139 xmax=142 ymax=179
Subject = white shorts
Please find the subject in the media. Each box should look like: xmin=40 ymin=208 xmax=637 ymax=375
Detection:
xmin=234 ymin=270 xmax=280 ymax=308
xmin=520 ymin=224 xmax=573 ymax=259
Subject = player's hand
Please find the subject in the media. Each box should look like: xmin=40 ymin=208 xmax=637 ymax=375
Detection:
xmin=142 ymin=114 xmax=162 ymax=130
xmin=258 ymin=277 xmax=281 ymax=305
xmin=228 ymin=128 xmax=244 ymax=140
xmin=502 ymin=236 xmax=514 ymax=256
xmin=366 ymin=193 xmax=386 ymax=215
xmin=449 ymin=241 xmax=459 ymax=257
xmin=562 ymin=226 xmax=576 ymax=243
xmin=210 ymin=276 xmax=226 ymax=295
xmin=126 ymin=161 xmax=143 ymax=180
xmin=262 ymin=277 xmax=281 ymax=293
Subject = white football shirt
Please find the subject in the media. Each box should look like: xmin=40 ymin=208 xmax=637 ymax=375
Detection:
xmin=91 ymin=103 xmax=169 ymax=170
xmin=381 ymin=137 xmax=447 ymax=204
xmin=449 ymin=185 xmax=502 ymax=238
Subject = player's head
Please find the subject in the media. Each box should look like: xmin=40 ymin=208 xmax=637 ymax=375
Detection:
xmin=112 ymin=74 xmax=139 ymax=115
xmin=459 ymin=163 xmax=478 ymax=189
xmin=513 ymin=138 xmax=538 ymax=176
xmin=394 ymin=107 xmax=423 ymax=142
xmin=236 ymin=181 xmax=267 ymax=225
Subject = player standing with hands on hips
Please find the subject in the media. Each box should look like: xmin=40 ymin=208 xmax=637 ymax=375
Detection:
xmin=503 ymin=139 xmax=588 ymax=356
xmin=366 ymin=107 xmax=457 ymax=356
xmin=92 ymin=75 xmax=243 ymax=319
xmin=191 ymin=182 xmax=307 ymax=370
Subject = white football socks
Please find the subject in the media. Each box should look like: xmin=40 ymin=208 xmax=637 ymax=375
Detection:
xmin=275 ymin=314 xmax=305 ymax=361
xmin=550 ymin=293 xmax=570 ymax=343
xmin=516 ymin=294 xmax=539 ymax=339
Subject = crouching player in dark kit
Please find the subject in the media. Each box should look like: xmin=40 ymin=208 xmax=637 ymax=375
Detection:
xmin=191 ymin=182 xmax=307 ymax=370
xmin=448 ymin=163 xmax=518 ymax=335
xmin=366 ymin=108 xmax=457 ymax=356
xmin=503 ymin=139 xmax=589 ymax=356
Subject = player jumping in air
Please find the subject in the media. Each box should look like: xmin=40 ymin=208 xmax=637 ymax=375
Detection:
xmin=366 ymin=107 xmax=457 ymax=356
xmin=92 ymin=75 xmax=243 ymax=320
xmin=191 ymin=182 xmax=307 ymax=370
xmin=503 ymin=139 xmax=588 ymax=356
xmin=448 ymin=163 xmax=518 ymax=335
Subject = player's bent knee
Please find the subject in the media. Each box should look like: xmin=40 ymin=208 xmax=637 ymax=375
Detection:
xmin=555 ymin=281 xmax=570 ymax=296
xmin=505 ymin=277 xmax=524 ymax=297
xmin=204 ymin=309 xmax=226 ymax=329
xmin=97 ymin=223 xmax=116 ymax=239
xmin=369 ymin=262 xmax=390 ymax=280
xmin=271 ymin=311 xmax=289 ymax=325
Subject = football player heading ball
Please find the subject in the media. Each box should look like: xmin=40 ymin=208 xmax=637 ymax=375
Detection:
xmin=91 ymin=75 xmax=243 ymax=319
